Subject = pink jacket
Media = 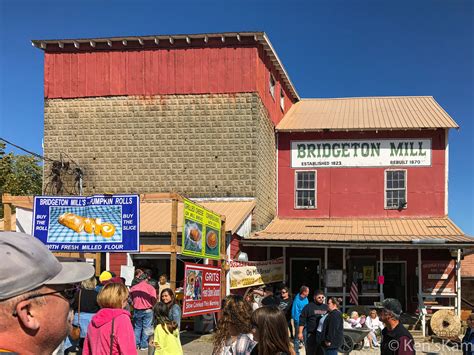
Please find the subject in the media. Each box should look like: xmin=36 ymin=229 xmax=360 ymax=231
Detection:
xmin=83 ymin=308 xmax=137 ymax=355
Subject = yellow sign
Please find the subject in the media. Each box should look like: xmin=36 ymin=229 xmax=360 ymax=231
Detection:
xmin=182 ymin=198 xmax=221 ymax=260
xmin=363 ymin=266 xmax=375 ymax=281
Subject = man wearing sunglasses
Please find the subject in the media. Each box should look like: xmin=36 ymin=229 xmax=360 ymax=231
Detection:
xmin=298 ymin=290 xmax=328 ymax=355
xmin=0 ymin=232 xmax=95 ymax=355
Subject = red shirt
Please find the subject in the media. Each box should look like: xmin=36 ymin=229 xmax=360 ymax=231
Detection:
xmin=130 ymin=280 xmax=157 ymax=310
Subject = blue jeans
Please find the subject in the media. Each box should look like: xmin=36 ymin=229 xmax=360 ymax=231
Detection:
xmin=293 ymin=323 xmax=307 ymax=355
xmin=133 ymin=309 xmax=153 ymax=349
xmin=63 ymin=312 xmax=95 ymax=350
xmin=324 ymin=349 xmax=338 ymax=355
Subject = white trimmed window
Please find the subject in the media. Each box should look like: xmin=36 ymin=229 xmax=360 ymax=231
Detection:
xmin=269 ymin=74 xmax=276 ymax=99
xmin=280 ymin=88 xmax=285 ymax=110
xmin=295 ymin=171 xmax=316 ymax=209
xmin=385 ymin=170 xmax=407 ymax=209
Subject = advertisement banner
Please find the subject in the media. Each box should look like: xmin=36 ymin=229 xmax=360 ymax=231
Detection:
xmin=32 ymin=195 xmax=139 ymax=252
xmin=229 ymin=257 xmax=284 ymax=289
xmin=182 ymin=263 xmax=221 ymax=317
xmin=182 ymin=198 xmax=221 ymax=260
xmin=422 ymin=260 xmax=456 ymax=294
xmin=291 ymin=139 xmax=432 ymax=168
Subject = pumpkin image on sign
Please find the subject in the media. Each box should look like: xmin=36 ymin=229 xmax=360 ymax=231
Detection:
xmin=206 ymin=230 xmax=218 ymax=249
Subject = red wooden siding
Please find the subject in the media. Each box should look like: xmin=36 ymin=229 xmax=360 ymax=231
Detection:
xmin=256 ymin=46 xmax=293 ymax=125
xmin=109 ymin=252 xmax=127 ymax=276
xmin=43 ymin=40 xmax=295 ymax=126
xmin=278 ymin=129 xmax=446 ymax=218
xmin=45 ymin=47 xmax=258 ymax=98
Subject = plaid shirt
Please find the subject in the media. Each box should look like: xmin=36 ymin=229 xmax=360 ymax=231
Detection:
xmin=220 ymin=333 xmax=256 ymax=355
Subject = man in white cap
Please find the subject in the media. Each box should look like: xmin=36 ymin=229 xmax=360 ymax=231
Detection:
xmin=0 ymin=232 xmax=95 ymax=354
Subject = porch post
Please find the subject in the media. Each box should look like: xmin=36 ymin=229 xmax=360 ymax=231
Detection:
xmin=283 ymin=246 xmax=287 ymax=283
xmin=342 ymin=247 xmax=346 ymax=313
xmin=324 ymin=247 xmax=328 ymax=295
xmin=380 ymin=248 xmax=384 ymax=301
xmin=418 ymin=248 xmax=425 ymax=338
xmin=456 ymin=248 xmax=461 ymax=316
xmin=267 ymin=247 xmax=271 ymax=260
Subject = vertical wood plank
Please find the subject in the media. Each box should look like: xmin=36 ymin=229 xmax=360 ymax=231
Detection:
xmin=170 ymin=195 xmax=178 ymax=290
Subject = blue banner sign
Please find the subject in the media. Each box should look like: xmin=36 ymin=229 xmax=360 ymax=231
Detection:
xmin=32 ymin=195 xmax=140 ymax=252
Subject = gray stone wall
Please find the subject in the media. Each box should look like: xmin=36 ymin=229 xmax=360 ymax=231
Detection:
xmin=43 ymin=93 xmax=276 ymax=229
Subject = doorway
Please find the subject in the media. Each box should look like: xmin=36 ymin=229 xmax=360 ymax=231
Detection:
xmin=290 ymin=258 xmax=321 ymax=298
xmin=378 ymin=261 xmax=407 ymax=310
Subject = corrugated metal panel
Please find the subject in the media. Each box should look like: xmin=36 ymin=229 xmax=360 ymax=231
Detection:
xmin=250 ymin=217 xmax=473 ymax=243
xmin=140 ymin=200 xmax=256 ymax=234
xmin=276 ymin=97 xmax=459 ymax=131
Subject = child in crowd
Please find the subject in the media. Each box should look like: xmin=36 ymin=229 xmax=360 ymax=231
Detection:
xmin=152 ymin=302 xmax=183 ymax=355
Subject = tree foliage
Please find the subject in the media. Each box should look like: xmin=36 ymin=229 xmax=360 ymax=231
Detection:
xmin=0 ymin=142 xmax=42 ymax=218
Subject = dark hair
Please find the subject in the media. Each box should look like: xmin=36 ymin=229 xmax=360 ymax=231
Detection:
xmin=153 ymin=302 xmax=178 ymax=334
xmin=160 ymin=288 xmax=177 ymax=310
xmin=251 ymin=306 xmax=292 ymax=355
xmin=213 ymin=295 xmax=252 ymax=354
xmin=299 ymin=285 xmax=309 ymax=294
xmin=328 ymin=296 xmax=342 ymax=308
xmin=315 ymin=289 xmax=325 ymax=296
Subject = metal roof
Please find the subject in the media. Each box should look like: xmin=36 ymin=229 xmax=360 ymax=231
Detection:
xmin=140 ymin=199 xmax=256 ymax=235
xmin=276 ymin=96 xmax=459 ymax=131
xmin=2 ymin=197 xmax=255 ymax=235
xmin=31 ymin=31 xmax=299 ymax=101
xmin=245 ymin=217 xmax=473 ymax=246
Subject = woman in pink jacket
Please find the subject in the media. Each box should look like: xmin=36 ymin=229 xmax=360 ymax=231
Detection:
xmin=83 ymin=282 xmax=137 ymax=355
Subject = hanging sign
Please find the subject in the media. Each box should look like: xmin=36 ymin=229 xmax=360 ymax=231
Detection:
xmin=422 ymin=260 xmax=455 ymax=294
xmin=182 ymin=198 xmax=221 ymax=260
xmin=291 ymin=139 xmax=432 ymax=168
xmin=182 ymin=263 xmax=221 ymax=317
xmin=32 ymin=194 xmax=139 ymax=252
xmin=229 ymin=257 xmax=284 ymax=289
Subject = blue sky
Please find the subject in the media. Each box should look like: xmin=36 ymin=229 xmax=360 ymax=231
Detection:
xmin=1 ymin=0 xmax=473 ymax=235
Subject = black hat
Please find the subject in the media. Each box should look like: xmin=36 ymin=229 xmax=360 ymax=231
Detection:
xmin=381 ymin=298 xmax=402 ymax=316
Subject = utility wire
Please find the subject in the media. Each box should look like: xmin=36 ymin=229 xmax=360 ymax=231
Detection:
xmin=0 ymin=137 xmax=52 ymax=162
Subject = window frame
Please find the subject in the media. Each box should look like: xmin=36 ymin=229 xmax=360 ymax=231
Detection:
xmin=269 ymin=74 xmax=276 ymax=100
xmin=280 ymin=88 xmax=285 ymax=111
xmin=384 ymin=169 xmax=408 ymax=210
xmin=294 ymin=170 xmax=317 ymax=209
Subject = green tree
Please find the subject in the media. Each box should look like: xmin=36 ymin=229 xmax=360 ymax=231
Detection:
xmin=0 ymin=142 xmax=42 ymax=218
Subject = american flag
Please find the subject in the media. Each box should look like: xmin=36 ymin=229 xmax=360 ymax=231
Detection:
xmin=349 ymin=281 xmax=359 ymax=305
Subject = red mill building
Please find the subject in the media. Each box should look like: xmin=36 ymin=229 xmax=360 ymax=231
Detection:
xmin=29 ymin=32 xmax=473 ymax=322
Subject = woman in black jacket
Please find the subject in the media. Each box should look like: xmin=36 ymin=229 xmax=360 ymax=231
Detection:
xmin=321 ymin=297 xmax=343 ymax=355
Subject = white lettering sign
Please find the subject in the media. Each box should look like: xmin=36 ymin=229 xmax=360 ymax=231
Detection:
xmin=291 ymin=139 xmax=431 ymax=168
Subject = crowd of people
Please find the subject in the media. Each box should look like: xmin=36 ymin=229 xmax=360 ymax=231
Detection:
xmin=1 ymin=232 xmax=474 ymax=355
xmin=61 ymin=267 xmax=183 ymax=354
xmin=218 ymin=284 xmax=423 ymax=355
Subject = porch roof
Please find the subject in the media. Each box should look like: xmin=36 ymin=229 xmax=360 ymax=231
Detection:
xmin=244 ymin=217 xmax=474 ymax=247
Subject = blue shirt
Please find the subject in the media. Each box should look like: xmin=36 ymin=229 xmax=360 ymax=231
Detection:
xmin=291 ymin=294 xmax=308 ymax=324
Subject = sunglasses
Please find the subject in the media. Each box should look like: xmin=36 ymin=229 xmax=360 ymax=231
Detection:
xmin=12 ymin=287 xmax=77 ymax=316
xmin=281 ymin=290 xmax=288 ymax=294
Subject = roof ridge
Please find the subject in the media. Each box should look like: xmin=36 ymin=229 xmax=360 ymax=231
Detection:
xmin=299 ymin=96 xmax=434 ymax=101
